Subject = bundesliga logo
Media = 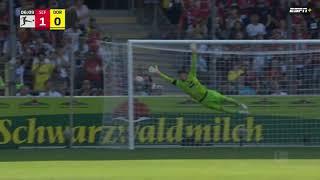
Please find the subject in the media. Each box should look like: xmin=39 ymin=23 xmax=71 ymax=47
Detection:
xmin=20 ymin=10 xmax=35 ymax=28
xmin=289 ymin=7 xmax=312 ymax=14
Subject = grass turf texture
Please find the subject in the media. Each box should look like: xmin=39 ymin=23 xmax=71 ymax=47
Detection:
xmin=0 ymin=148 xmax=319 ymax=180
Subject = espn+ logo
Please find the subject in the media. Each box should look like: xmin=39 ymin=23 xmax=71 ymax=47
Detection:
xmin=289 ymin=7 xmax=312 ymax=14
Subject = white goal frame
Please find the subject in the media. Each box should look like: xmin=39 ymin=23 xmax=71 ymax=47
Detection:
xmin=127 ymin=39 xmax=320 ymax=150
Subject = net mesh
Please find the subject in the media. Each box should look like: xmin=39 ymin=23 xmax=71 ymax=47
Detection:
xmin=132 ymin=42 xmax=320 ymax=96
xmin=129 ymin=41 xmax=320 ymax=147
xmin=99 ymin=42 xmax=129 ymax=148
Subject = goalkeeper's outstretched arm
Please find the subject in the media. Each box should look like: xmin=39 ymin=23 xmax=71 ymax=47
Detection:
xmin=159 ymin=71 xmax=176 ymax=84
xmin=149 ymin=65 xmax=176 ymax=84
xmin=190 ymin=43 xmax=198 ymax=77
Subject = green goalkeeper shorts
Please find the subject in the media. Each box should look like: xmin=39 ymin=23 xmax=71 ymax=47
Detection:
xmin=200 ymin=90 xmax=226 ymax=110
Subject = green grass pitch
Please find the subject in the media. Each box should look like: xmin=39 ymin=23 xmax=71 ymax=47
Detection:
xmin=0 ymin=148 xmax=319 ymax=180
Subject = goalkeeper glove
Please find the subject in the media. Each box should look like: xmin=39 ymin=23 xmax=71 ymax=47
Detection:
xmin=149 ymin=65 xmax=160 ymax=74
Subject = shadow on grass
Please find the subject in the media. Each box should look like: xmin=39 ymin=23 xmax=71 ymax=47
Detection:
xmin=0 ymin=147 xmax=320 ymax=162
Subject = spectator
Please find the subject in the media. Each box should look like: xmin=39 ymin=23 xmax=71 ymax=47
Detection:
xmin=270 ymin=1 xmax=287 ymax=20
xmin=0 ymin=25 xmax=6 ymax=56
xmin=271 ymin=80 xmax=287 ymax=95
xmin=192 ymin=25 xmax=205 ymax=39
xmin=32 ymin=52 xmax=55 ymax=92
xmin=164 ymin=0 xmax=183 ymax=25
xmin=53 ymin=47 xmax=69 ymax=82
xmin=83 ymin=52 xmax=103 ymax=89
xmin=239 ymin=81 xmax=256 ymax=95
xmin=17 ymin=29 xmax=32 ymax=45
xmin=197 ymin=45 xmax=209 ymax=73
xmin=2 ymin=37 xmax=23 ymax=57
xmin=264 ymin=15 xmax=277 ymax=37
xmin=15 ymin=57 xmax=26 ymax=87
xmin=143 ymin=73 xmax=153 ymax=95
xmin=255 ymin=33 xmax=264 ymax=40
xmin=306 ymin=11 xmax=320 ymax=39
xmin=29 ymin=36 xmax=54 ymax=56
xmin=0 ymin=1 xmax=8 ymax=20
xmin=178 ymin=1 xmax=196 ymax=38
xmin=269 ymin=28 xmax=281 ymax=39
xmin=134 ymin=68 xmax=153 ymax=95
xmin=256 ymin=0 xmax=272 ymax=25
xmin=178 ymin=0 xmax=210 ymax=38
xmin=66 ymin=4 xmax=79 ymax=28
xmin=268 ymin=59 xmax=281 ymax=81
xmin=252 ymin=51 xmax=271 ymax=76
xmin=50 ymin=67 xmax=69 ymax=96
xmin=233 ymin=31 xmax=245 ymax=39
xmin=49 ymin=0 xmax=59 ymax=8
xmin=0 ymin=1 xmax=8 ymax=55
xmin=39 ymin=80 xmax=63 ymax=97
xmin=225 ymin=8 xmax=242 ymax=31
xmin=237 ymin=0 xmax=256 ymax=15
xmin=230 ymin=20 xmax=244 ymax=39
xmin=19 ymin=46 xmax=34 ymax=88
xmin=195 ymin=0 xmax=210 ymax=37
xmin=215 ymin=17 xmax=229 ymax=39
xmin=88 ymin=17 xmax=100 ymax=34
xmin=292 ymin=24 xmax=310 ymax=41
xmin=75 ymin=34 xmax=89 ymax=57
xmin=16 ymin=85 xmax=32 ymax=96
xmin=135 ymin=75 xmax=147 ymax=95
xmin=227 ymin=64 xmax=245 ymax=94
xmin=3 ymin=0 xmax=320 ymax=98
xmin=276 ymin=19 xmax=288 ymax=39
xmin=245 ymin=67 xmax=259 ymax=92
xmin=261 ymin=59 xmax=281 ymax=94
xmin=73 ymin=0 xmax=90 ymax=31
xmin=246 ymin=14 xmax=266 ymax=38
xmin=292 ymin=13 xmax=307 ymax=27
xmin=78 ymin=80 xmax=96 ymax=96
xmin=87 ymin=39 xmax=108 ymax=61
xmin=35 ymin=0 xmax=49 ymax=8
xmin=65 ymin=22 xmax=82 ymax=52
xmin=228 ymin=64 xmax=245 ymax=83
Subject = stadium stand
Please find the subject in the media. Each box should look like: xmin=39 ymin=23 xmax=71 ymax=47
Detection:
xmin=0 ymin=0 xmax=319 ymax=96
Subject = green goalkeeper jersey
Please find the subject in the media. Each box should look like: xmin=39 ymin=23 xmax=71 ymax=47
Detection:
xmin=159 ymin=52 xmax=208 ymax=102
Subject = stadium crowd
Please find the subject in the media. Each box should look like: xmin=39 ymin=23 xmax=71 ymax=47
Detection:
xmin=0 ymin=0 xmax=109 ymax=96
xmin=0 ymin=0 xmax=319 ymax=96
xmin=160 ymin=0 xmax=320 ymax=95
xmin=161 ymin=0 xmax=320 ymax=40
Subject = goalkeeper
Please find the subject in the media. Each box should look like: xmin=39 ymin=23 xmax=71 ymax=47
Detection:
xmin=149 ymin=44 xmax=248 ymax=114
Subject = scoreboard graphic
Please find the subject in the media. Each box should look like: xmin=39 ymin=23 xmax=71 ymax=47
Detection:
xmin=20 ymin=9 xmax=65 ymax=30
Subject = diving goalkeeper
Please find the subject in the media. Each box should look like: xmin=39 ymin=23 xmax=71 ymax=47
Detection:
xmin=149 ymin=44 xmax=248 ymax=114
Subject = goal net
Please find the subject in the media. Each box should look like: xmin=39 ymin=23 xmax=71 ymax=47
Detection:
xmin=101 ymin=40 xmax=320 ymax=149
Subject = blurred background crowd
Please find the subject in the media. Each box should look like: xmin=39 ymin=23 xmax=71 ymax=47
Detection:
xmin=0 ymin=0 xmax=108 ymax=97
xmin=0 ymin=0 xmax=319 ymax=96
xmin=159 ymin=0 xmax=320 ymax=40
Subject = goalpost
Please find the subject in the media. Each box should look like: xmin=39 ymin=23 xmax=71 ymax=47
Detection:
xmin=122 ymin=40 xmax=320 ymax=149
